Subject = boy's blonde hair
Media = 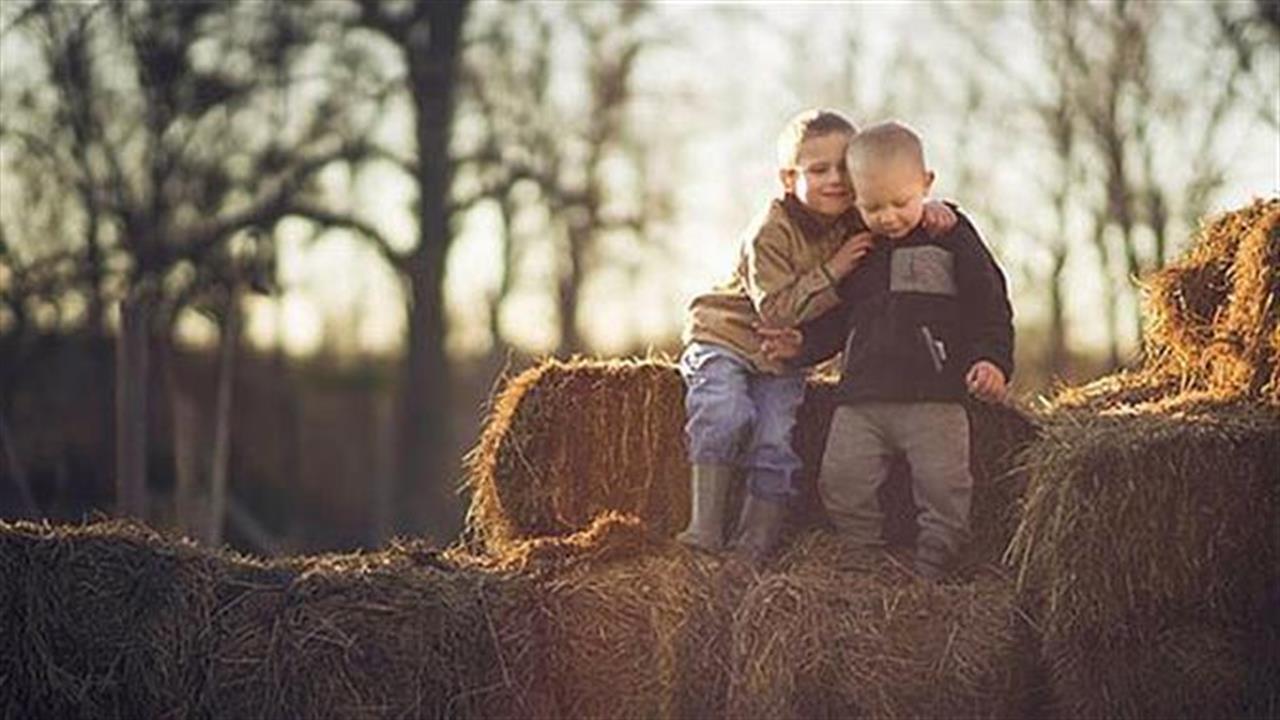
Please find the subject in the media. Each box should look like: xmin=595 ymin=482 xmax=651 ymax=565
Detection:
xmin=847 ymin=120 xmax=926 ymax=174
xmin=776 ymin=109 xmax=857 ymax=169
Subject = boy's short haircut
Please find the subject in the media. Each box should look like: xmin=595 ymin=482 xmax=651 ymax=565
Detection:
xmin=847 ymin=120 xmax=926 ymax=174
xmin=776 ymin=109 xmax=857 ymax=169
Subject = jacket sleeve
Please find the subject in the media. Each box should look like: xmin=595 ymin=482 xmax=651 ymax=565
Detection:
xmin=792 ymin=301 xmax=850 ymax=368
xmin=744 ymin=213 xmax=841 ymax=329
xmin=953 ymin=215 xmax=1015 ymax=381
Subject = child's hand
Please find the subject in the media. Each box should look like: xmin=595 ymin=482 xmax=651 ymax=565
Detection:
xmin=826 ymin=231 xmax=876 ymax=279
xmin=756 ymin=325 xmax=804 ymax=363
xmin=921 ymin=200 xmax=958 ymax=236
xmin=966 ymin=360 xmax=1007 ymax=402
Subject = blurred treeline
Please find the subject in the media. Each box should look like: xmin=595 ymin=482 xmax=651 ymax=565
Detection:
xmin=0 ymin=0 xmax=1276 ymax=554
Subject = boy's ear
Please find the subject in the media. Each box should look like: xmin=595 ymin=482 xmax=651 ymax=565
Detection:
xmin=779 ymin=168 xmax=797 ymax=194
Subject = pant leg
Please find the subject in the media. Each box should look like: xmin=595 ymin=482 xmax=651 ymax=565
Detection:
xmin=892 ymin=403 xmax=972 ymax=562
xmin=742 ymin=371 xmax=807 ymax=501
xmin=818 ymin=404 xmax=894 ymax=546
xmin=680 ymin=342 xmax=755 ymax=465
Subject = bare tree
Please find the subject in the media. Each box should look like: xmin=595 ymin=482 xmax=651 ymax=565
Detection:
xmin=2 ymin=0 xmax=378 ymax=525
xmin=342 ymin=0 xmax=471 ymax=540
xmin=937 ymin=0 xmax=1274 ymax=371
xmin=458 ymin=0 xmax=665 ymax=356
xmin=1055 ymin=0 xmax=1268 ymax=354
xmin=453 ymin=1 xmax=553 ymax=355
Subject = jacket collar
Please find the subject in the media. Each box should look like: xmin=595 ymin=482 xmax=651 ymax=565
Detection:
xmin=781 ymin=194 xmax=864 ymax=244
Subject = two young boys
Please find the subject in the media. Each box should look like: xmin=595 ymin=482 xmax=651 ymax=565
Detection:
xmin=679 ymin=111 xmax=1013 ymax=579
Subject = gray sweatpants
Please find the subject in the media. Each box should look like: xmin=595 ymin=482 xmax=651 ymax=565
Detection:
xmin=818 ymin=402 xmax=972 ymax=564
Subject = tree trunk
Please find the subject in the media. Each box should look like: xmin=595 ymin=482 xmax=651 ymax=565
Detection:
xmin=1047 ymin=248 xmax=1070 ymax=376
xmin=170 ymin=379 xmax=205 ymax=540
xmin=115 ymin=291 xmax=151 ymax=519
xmin=394 ymin=1 xmax=468 ymax=539
xmin=488 ymin=189 xmax=519 ymax=353
xmin=0 ymin=411 xmax=37 ymax=518
xmin=207 ymin=295 xmax=239 ymax=547
xmin=1089 ymin=218 xmax=1123 ymax=370
xmin=557 ymin=220 xmax=588 ymax=356
xmin=369 ymin=392 xmax=395 ymax=546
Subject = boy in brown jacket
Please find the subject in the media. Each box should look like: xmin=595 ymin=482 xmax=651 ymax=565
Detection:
xmin=678 ymin=109 xmax=956 ymax=561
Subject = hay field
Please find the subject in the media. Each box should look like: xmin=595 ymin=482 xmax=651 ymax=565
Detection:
xmin=3 ymin=198 xmax=1277 ymax=719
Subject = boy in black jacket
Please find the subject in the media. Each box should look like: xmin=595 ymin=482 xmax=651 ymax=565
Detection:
xmin=763 ymin=121 xmax=1014 ymax=579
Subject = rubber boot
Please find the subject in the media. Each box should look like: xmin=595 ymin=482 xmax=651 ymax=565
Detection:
xmin=914 ymin=537 xmax=951 ymax=582
xmin=729 ymin=494 xmax=786 ymax=566
xmin=676 ymin=464 xmax=734 ymax=552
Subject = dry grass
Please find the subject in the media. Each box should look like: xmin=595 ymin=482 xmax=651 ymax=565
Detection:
xmin=1006 ymin=403 xmax=1280 ymax=718
xmin=491 ymin=544 xmax=735 ymax=720
xmin=0 ymin=515 xmax=741 ymax=720
xmin=1001 ymin=198 xmax=1280 ymax=718
xmin=728 ymin=531 xmax=1040 ymax=720
xmin=0 ymin=519 xmax=526 ymax=720
xmin=1057 ymin=197 xmax=1279 ymax=410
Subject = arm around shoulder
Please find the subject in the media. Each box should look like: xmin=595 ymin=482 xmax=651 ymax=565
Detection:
xmin=745 ymin=208 xmax=842 ymax=328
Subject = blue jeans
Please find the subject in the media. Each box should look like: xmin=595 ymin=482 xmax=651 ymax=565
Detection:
xmin=679 ymin=341 xmax=806 ymax=501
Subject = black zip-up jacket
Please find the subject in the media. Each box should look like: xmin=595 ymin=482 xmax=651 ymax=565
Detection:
xmin=797 ymin=212 xmax=1014 ymax=404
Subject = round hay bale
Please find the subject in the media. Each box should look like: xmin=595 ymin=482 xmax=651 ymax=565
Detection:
xmin=1010 ymin=404 xmax=1279 ymax=634
xmin=0 ymin=519 xmax=221 ymax=720
xmin=460 ymin=512 xmax=739 ymax=720
xmin=1008 ymin=403 xmax=1280 ymax=717
xmin=464 ymin=359 xmax=1039 ymax=563
xmin=199 ymin=547 xmax=528 ymax=720
xmin=0 ymin=520 xmax=531 ymax=720
xmin=728 ymin=531 xmax=1040 ymax=720
xmin=464 ymin=359 xmax=690 ymax=552
xmin=1064 ymin=198 xmax=1280 ymax=411
xmin=1040 ymin=623 xmax=1271 ymax=720
xmin=0 ymin=522 xmax=30 ymax=714
xmin=507 ymin=547 xmax=731 ymax=720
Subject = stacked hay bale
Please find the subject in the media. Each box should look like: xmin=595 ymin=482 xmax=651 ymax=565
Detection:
xmin=0 ymin=520 xmax=529 ymax=720
xmin=727 ymin=532 xmax=1040 ymax=720
xmin=465 ymin=358 xmax=1038 ymax=564
xmin=1010 ymin=405 xmax=1279 ymax=719
xmin=0 ymin=520 xmax=222 ymax=719
xmin=458 ymin=357 xmax=1038 ymax=718
xmin=465 ymin=360 xmax=689 ymax=550
xmin=449 ymin=511 xmax=739 ymax=720
xmin=1009 ymin=198 xmax=1280 ymax=718
xmin=0 ymin=514 xmax=736 ymax=720
xmin=1055 ymin=198 xmax=1280 ymax=409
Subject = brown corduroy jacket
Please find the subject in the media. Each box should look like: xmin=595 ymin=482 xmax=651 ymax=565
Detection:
xmin=683 ymin=195 xmax=866 ymax=374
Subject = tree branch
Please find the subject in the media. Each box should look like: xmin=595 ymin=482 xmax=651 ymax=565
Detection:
xmin=285 ymin=201 xmax=407 ymax=271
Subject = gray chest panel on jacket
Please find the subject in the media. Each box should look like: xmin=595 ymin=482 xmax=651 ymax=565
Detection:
xmin=890 ymin=245 xmax=957 ymax=296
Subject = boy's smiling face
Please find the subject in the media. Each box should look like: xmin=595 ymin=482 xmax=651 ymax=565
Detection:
xmin=851 ymin=156 xmax=936 ymax=239
xmin=781 ymin=132 xmax=854 ymax=217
